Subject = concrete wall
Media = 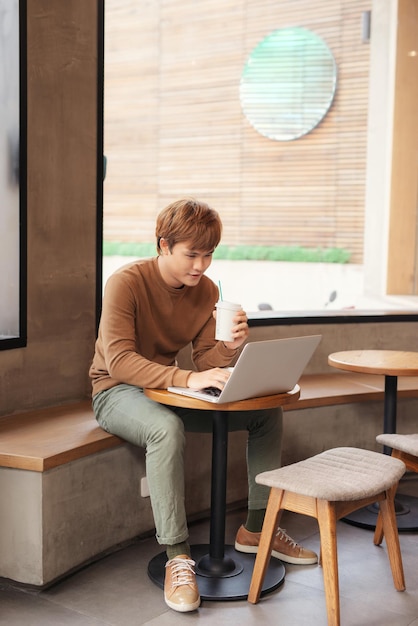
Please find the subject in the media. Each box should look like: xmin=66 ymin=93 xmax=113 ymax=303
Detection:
xmin=0 ymin=0 xmax=99 ymax=417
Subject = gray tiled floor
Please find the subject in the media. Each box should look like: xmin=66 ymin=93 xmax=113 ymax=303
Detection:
xmin=2 ymin=489 xmax=418 ymax=625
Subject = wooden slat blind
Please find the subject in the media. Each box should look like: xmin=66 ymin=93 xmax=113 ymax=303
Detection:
xmin=104 ymin=0 xmax=372 ymax=263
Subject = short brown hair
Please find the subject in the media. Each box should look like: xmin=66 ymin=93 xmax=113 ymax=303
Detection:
xmin=155 ymin=197 xmax=222 ymax=254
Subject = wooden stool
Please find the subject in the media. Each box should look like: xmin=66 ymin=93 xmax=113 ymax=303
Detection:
xmin=374 ymin=433 xmax=418 ymax=543
xmin=376 ymin=433 xmax=418 ymax=473
xmin=247 ymin=447 xmax=406 ymax=626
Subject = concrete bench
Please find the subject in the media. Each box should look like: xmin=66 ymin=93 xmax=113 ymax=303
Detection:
xmin=0 ymin=402 xmax=153 ymax=588
xmin=1 ymin=373 xmax=418 ymax=588
xmin=0 ymin=401 xmax=245 ymax=588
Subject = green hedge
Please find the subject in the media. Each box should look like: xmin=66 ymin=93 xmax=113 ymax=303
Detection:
xmin=103 ymin=241 xmax=351 ymax=264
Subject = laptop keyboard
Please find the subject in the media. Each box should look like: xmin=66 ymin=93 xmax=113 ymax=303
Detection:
xmin=203 ymin=386 xmax=221 ymax=397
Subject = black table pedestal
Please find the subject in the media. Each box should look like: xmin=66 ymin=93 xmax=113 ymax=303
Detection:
xmin=148 ymin=544 xmax=285 ymax=601
xmin=148 ymin=409 xmax=285 ymax=600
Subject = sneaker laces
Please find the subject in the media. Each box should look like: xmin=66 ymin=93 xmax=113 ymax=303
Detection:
xmin=275 ymin=527 xmax=299 ymax=548
xmin=166 ymin=557 xmax=196 ymax=588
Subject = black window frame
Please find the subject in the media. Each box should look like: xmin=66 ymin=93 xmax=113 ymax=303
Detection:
xmin=0 ymin=0 xmax=27 ymax=351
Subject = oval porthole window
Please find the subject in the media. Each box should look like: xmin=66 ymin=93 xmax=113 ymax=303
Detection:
xmin=240 ymin=26 xmax=337 ymax=141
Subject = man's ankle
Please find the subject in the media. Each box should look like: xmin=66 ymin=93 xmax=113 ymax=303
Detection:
xmin=166 ymin=541 xmax=191 ymax=561
xmin=245 ymin=509 xmax=266 ymax=533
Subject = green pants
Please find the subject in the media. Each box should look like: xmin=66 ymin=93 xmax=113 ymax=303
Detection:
xmin=92 ymin=384 xmax=283 ymax=546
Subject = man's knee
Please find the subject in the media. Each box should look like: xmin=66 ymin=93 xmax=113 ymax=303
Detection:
xmin=250 ymin=407 xmax=283 ymax=435
xmin=147 ymin=412 xmax=185 ymax=450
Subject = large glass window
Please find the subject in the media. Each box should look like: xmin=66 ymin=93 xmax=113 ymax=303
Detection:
xmin=103 ymin=1 xmax=418 ymax=318
xmin=0 ymin=0 xmax=26 ymax=349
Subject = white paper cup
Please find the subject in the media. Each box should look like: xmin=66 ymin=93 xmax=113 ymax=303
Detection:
xmin=215 ymin=301 xmax=241 ymax=342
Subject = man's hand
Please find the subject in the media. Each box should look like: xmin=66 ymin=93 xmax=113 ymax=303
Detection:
xmin=213 ymin=308 xmax=249 ymax=349
xmin=187 ymin=368 xmax=231 ymax=391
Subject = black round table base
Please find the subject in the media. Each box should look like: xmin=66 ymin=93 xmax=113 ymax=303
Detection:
xmin=342 ymin=494 xmax=418 ymax=531
xmin=148 ymin=544 xmax=285 ymax=601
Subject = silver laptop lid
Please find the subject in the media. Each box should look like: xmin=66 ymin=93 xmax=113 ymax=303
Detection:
xmin=168 ymin=335 xmax=321 ymax=403
xmin=216 ymin=334 xmax=321 ymax=403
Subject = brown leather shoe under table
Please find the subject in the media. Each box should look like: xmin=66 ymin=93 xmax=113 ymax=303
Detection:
xmin=235 ymin=525 xmax=318 ymax=565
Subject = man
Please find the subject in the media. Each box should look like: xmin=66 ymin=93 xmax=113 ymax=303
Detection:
xmin=89 ymin=198 xmax=317 ymax=613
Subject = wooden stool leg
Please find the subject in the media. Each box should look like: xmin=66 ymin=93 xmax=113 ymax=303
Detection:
xmin=373 ymin=508 xmax=384 ymax=546
xmin=248 ymin=488 xmax=284 ymax=604
xmin=317 ymin=499 xmax=340 ymax=626
xmin=375 ymin=462 xmax=400 ymax=546
xmin=379 ymin=487 xmax=405 ymax=591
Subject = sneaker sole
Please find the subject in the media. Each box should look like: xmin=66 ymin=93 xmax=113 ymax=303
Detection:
xmin=234 ymin=541 xmax=317 ymax=565
xmin=164 ymin=596 xmax=201 ymax=612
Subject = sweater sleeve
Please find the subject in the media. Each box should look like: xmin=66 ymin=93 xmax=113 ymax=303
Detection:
xmin=191 ymin=319 xmax=241 ymax=370
xmin=93 ymin=272 xmax=192 ymax=390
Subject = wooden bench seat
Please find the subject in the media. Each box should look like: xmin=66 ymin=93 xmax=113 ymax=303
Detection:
xmin=2 ymin=373 xmax=418 ymax=472
xmin=286 ymin=372 xmax=418 ymax=410
xmin=0 ymin=400 xmax=122 ymax=471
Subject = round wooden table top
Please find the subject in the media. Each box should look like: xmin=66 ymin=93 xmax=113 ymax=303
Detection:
xmin=144 ymin=385 xmax=300 ymax=411
xmin=328 ymin=350 xmax=418 ymax=377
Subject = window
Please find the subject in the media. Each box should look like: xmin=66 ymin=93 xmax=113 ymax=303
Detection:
xmin=0 ymin=0 xmax=26 ymax=349
xmin=103 ymin=1 xmax=418 ymax=319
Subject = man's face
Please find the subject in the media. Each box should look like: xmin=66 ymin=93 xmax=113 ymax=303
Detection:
xmin=159 ymin=239 xmax=214 ymax=288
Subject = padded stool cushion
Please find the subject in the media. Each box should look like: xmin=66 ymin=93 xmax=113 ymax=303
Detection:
xmin=376 ymin=433 xmax=418 ymax=456
xmin=256 ymin=447 xmax=406 ymax=501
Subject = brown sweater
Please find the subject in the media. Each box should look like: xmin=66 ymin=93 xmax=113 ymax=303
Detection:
xmin=89 ymin=257 xmax=239 ymax=396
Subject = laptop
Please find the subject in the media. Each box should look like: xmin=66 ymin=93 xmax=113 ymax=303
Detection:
xmin=168 ymin=334 xmax=321 ymax=403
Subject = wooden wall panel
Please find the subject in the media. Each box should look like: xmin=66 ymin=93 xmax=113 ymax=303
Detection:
xmin=386 ymin=0 xmax=418 ymax=294
xmin=104 ymin=0 xmax=372 ymax=262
